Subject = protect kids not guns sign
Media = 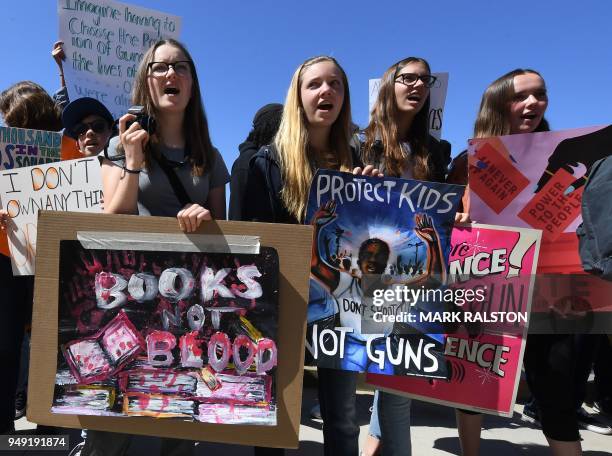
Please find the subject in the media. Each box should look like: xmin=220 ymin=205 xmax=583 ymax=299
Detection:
xmin=0 ymin=157 xmax=103 ymax=275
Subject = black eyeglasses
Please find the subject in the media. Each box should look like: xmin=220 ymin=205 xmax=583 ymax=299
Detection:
xmin=147 ymin=61 xmax=192 ymax=77
xmin=395 ymin=73 xmax=437 ymax=88
xmin=72 ymin=119 xmax=110 ymax=137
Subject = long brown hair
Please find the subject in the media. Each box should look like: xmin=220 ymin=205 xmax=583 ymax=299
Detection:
xmin=0 ymin=81 xmax=62 ymax=130
xmin=275 ymin=56 xmax=353 ymax=221
xmin=131 ymin=38 xmax=214 ymax=176
xmin=473 ymin=68 xmax=550 ymax=138
xmin=363 ymin=57 xmax=433 ymax=179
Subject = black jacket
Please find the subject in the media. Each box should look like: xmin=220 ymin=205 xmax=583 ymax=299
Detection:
xmin=352 ymin=132 xmax=451 ymax=183
xmin=228 ymin=140 xmax=260 ymax=221
xmin=242 ymin=145 xmax=362 ymax=224
xmin=242 ymin=145 xmax=299 ymax=224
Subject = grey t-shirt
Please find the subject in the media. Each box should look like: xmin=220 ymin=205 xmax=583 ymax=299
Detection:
xmin=101 ymin=136 xmax=229 ymax=216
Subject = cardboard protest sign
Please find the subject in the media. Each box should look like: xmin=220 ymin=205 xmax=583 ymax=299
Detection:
xmin=368 ymin=223 xmax=541 ymax=416
xmin=369 ymin=73 xmax=448 ymax=140
xmin=0 ymin=157 xmax=102 ymax=275
xmin=53 ymin=242 xmax=280 ymax=425
xmin=58 ymin=0 xmax=181 ymax=120
xmin=0 ymin=126 xmax=62 ymax=170
xmin=468 ymin=126 xmax=612 ymax=274
xmin=305 ymin=170 xmax=463 ymax=377
xmin=29 ymin=211 xmax=311 ymax=448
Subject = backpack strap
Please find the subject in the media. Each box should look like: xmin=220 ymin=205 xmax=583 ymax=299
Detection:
xmin=153 ymin=153 xmax=193 ymax=207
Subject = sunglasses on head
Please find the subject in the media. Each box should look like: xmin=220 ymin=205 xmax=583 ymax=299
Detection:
xmin=72 ymin=119 xmax=110 ymax=137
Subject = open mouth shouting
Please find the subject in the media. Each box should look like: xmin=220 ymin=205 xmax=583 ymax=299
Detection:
xmin=164 ymin=86 xmax=180 ymax=96
xmin=317 ymin=100 xmax=334 ymax=112
xmin=407 ymin=93 xmax=422 ymax=103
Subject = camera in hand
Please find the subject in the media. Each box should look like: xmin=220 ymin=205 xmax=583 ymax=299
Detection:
xmin=126 ymin=105 xmax=156 ymax=135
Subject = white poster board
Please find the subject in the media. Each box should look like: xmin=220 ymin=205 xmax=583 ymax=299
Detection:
xmin=0 ymin=157 xmax=103 ymax=275
xmin=368 ymin=72 xmax=449 ymax=140
xmin=58 ymin=0 xmax=182 ymax=120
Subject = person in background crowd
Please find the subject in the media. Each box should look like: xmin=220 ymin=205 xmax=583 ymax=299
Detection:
xmin=0 ymin=81 xmax=63 ymax=132
xmin=51 ymin=40 xmax=70 ymax=110
xmin=62 ymin=97 xmax=115 ymax=157
xmin=356 ymin=56 xmax=451 ymax=456
xmin=0 ymin=81 xmax=63 ymax=435
xmin=82 ymin=38 xmax=229 ymax=456
xmin=60 ymin=96 xmax=116 ymax=456
xmin=592 ymin=336 xmax=612 ymax=418
xmin=7 ymin=94 xmax=114 ymax=429
xmin=229 ymin=103 xmax=283 ymax=220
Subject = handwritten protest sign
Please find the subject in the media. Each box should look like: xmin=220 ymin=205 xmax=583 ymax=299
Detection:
xmin=368 ymin=224 xmax=541 ymax=416
xmin=0 ymin=126 xmax=62 ymax=170
xmin=0 ymin=157 xmax=102 ymax=275
xmin=58 ymin=0 xmax=182 ymax=120
xmin=368 ymin=72 xmax=448 ymax=139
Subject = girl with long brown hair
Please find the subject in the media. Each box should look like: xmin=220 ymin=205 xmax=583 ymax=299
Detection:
xmin=86 ymin=38 xmax=229 ymax=456
xmin=449 ymin=69 xmax=588 ymax=456
xmin=101 ymin=38 xmax=228 ymax=228
xmin=358 ymin=56 xmax=451 ymax=456
xmin=359 ymin=57 xmax=449 ymax=182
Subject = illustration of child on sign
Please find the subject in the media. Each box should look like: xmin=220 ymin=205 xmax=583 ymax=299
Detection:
xmin=309 ymin=200 xmax=447 ymax=373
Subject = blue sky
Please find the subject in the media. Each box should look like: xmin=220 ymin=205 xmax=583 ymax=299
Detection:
xmin=2 ymin=0 xmax=611 ymax=168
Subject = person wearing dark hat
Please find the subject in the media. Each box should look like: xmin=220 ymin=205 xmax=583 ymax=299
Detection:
xmin=229 ymin=103 xmax=283 ymax=220
xmin=62 ymin=97 xmax=115 ymax=157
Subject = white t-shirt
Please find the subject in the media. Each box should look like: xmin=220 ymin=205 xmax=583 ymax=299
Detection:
xmin=332 ymin=271 xmax=365 ymax=338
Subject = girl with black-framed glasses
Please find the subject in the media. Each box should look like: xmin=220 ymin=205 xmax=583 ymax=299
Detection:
xmin=354 ymin=56 xmax=451 ymax=456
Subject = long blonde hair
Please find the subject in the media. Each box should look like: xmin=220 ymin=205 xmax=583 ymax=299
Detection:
xmin=274 ymin=56 xmax=353 ymax=221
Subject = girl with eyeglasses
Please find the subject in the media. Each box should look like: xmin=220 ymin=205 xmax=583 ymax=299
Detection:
xmin=83 ymin=38 xmax=229 ymax=456
xmin=356 ymin=57 xmax=449 ymax=181
xmin=355 ymin=57 xmax=451 ymax=456
xmin=448 ymin=69 xmax=588 ymax=456
xmin=101 ymin=38 xmax=228 ymax=230
xmin=243 ymin=56 xmax=378 ymax=456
